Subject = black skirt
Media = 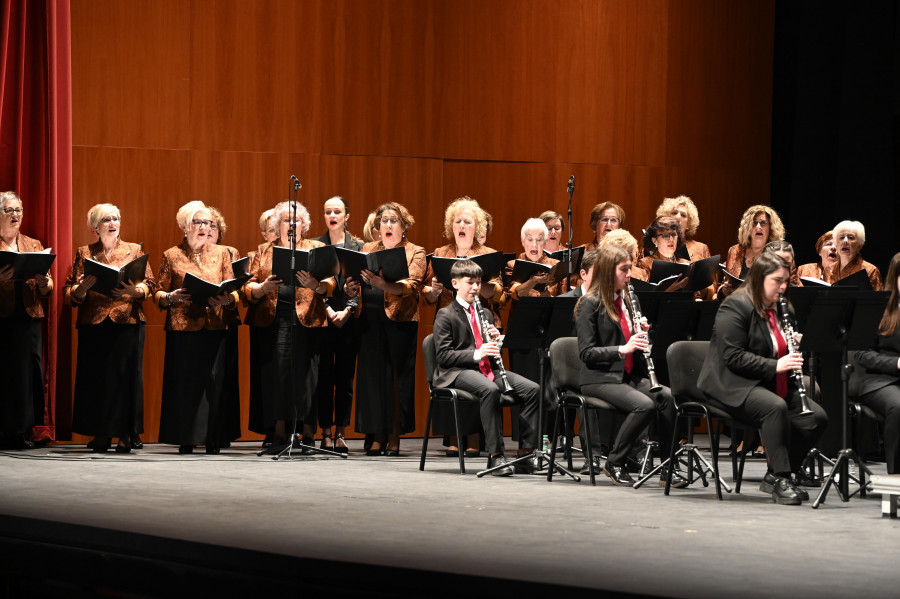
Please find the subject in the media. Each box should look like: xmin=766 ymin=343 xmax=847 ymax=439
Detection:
xmin=256 ymin=312 xmax=321 ymax=428
xmin=247 ymin=324 xmax=266 ymax=434
xmin=220 ymin=325 xmax=242 ymax=440
xmin=355 ymin=287 xmax=418 ymax=435
xmin=0 ymin=308 xmax=42 ymax=434
xmin=71 ymin=319 xmax=145 ymax=437
xmin=158 ymin=329 xmax=231 ymax=447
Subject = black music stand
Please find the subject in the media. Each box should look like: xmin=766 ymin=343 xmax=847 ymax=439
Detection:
xmin=476 ymin=296 xmax=579 ymax=480
xmin=811 ymin=290 xmax=888 ymax=507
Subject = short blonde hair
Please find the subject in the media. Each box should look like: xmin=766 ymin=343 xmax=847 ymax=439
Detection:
xmin=0 ymin=191 xmax=21 ymax=211
xmin=362 ymin=211 xmax=378 ymax=242
xmin=656 ymin=195 xmax=700 ymax=238
xmin=833 ymin=220 xmax=866 ymax=247
xmin=737 ymin=205 xmax=785 ymax=247
xmin=176 ymin=201 xmax=208 ymax=231
xmin=208 ymin=206 xmax=227 ymax=240
xmin=274 ymin=201 xmax=311 ymax=237
xmin=599 ymin=228 xmax=640 ymax=263
xmin=521 ymin=217 xmax=548 ymax=240
xmin=442 ymin=197 xmax=486 ymax=242
xmin=258 ymin=209 xmax=275 ymax=233
xmin=86 ymin=203 xmax=120 ymax=230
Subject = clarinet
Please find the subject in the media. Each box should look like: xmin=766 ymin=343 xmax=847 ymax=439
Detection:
xmin=626 ymin=284 xmax=662 ymax=392
xmin=778 ymin=294 xmax=814 ymax=415
xmin=473 ymin=297 xmax=514 ymax=393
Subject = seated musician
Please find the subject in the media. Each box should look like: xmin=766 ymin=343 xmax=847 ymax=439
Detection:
xmin=575 ymin=245 xmax=688 ymax=488
xmin=432 ymin=260 xmax=540 ymax=477
xmin=698 ymin=251 xmax=828 ymax=505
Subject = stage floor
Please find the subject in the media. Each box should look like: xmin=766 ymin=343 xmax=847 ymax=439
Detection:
xmin=0 ymin=437 xmax=897 ymax=598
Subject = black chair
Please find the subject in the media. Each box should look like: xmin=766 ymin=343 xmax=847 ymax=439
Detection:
xmin=848 ymin=354 xmax=886 ymax=497
xmin=546 ymin=337 xmax=621 ymax=485
xmin=659 ymin=340 xmax=755 ymax=499
xmin=419 ymin=333 xmax=515 ymax=474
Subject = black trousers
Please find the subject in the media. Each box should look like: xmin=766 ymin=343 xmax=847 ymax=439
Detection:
xmin=860 ymin=383 xmax=900 ymax=474
xmin=450 ymin=369 xmax=539 ymax=455
xmin=710 ymin=379 xmax=828 ymax=475
xmin=316 ymin=318 xmax=360 ymax=430
xmin=580 ymin=377 xmax=676 ymax=467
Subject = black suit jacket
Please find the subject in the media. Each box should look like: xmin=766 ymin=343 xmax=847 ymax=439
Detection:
xmin=697 ymin=292 xmax=782 ymax=407
xmin=855 ymin=328 xmax=900 ymax=396
xmin=433 ymin=300 xmax=497 ymax=389
xmin=575 ymin=293 xmax=648 ymax=385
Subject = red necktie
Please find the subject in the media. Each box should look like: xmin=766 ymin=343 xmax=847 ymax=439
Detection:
xmin=765 ymin=309 xmax=788 ymax=398
xmin=468 ymin=305 xmax=495 ymax=381
xmin=615 ymin=296 xmax=633 ymax=374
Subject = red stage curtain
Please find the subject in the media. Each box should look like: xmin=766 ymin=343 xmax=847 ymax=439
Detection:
xmin=0 ymin=0 xmax=72 ymax=442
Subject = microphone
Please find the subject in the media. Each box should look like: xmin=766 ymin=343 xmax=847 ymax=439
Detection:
xmin=567 ymin=175 xmax=575 ymax=193
xmin=290 ymin=175 xmax=302 ymax=191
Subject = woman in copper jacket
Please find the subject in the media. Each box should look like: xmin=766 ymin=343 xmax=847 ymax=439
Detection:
xmin=0 ymin=191 xmax=52 ymax=449
xmin=346 ymin=202 xmax=426 ymax=456
xmin=243 ymin=200 xmax=335 ymax=450
xmin=155 ymin=201 xmax=239 ymax=454
xmin=64 ymin=203 xmax=155 ymax=453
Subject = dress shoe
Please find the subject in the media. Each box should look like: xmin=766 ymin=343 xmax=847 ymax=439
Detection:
xmin=178 ymin=445 xmax=194 ymax=454
xmin=626 ymin=456 xmax=650 ymax=475
xmin=298 ymin=437 xmax=316 ymax=455
xmin=513 ymin=455 xmax=539 ymax=475
xmin=383 ymin=449 xmax=401 ymax=457
xmin=761 ymin=472 xmax=803 ymax=505
xmin=320 ymin=433 xmax=333 ymax=451
xmin=659 ymin=466 xmax=690 ymax=489
xmin=262 ymin=433 xmax=274 ymax=449
xmin=581 ymin=456 xmax=603 ymax=475
xmin=88 ymin=437 xmax=111 ymax=453
xmin=603 ymin=462 xmax=636 ymax=486
xmin=445 ymin=448 xmax=460 ymax=457
xmin=130 ymin=434 xmax=143 ymax=449
xmin=7 ymin=433 xmax=35 ymax=450
xmin=488 ymin=454 xmax=514 ymax=477
xmin=334 ymin=433 xmax=349 ymax=454
xmin=464 ymin=449 xmax=481 ymax=458
xmin=794 ymin=470 xmax=822 ymax=488
xmin=365 ymin=447 xmax=383 ymax=456
xmin=115 ymin=438 xmax=131 ymax=454
xmin=205 ymin=446 xmax=220 ymax=455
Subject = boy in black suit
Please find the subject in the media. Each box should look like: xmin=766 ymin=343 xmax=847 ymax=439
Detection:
xmin=433 ymin=260 xmax=540 ymax=476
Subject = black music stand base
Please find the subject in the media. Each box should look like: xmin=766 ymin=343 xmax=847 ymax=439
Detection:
xmin=811 ymin=448 xmax=872 ymax=508
xmin=475 ymin=448 xmax=580 ymax=480
xmin=633 ymin=443 xmax=733 ymax=497
xmin=257 ymin=432 xmax=347 ymax=460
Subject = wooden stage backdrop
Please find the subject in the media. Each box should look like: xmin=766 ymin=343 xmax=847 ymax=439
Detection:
xmin=65 ymin=0 xmax=774 ymax=443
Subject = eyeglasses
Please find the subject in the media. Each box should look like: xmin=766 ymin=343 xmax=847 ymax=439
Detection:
xmin=599 ymin=217 xmax=620 ymax=224
xmin=380 ymin=218 xmax=400 ymax=225
xmin=192 ymin=219 xmax=214 ymax=228
xmin=753 ymin=220 xmax=769 ymax=227
xmin=547 ymin=226 xmax=562 ymax=232
xmin=2 ymin=207 xmax=23 ymax=215
xmin=657 ymin=232 xmax=678 ymax=240
xmin=99 ymin=216 xmax=120 ymax=224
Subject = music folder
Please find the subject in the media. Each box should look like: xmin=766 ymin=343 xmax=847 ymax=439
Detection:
xmin=629 ymin=275 xmax=682 ymax=292
xmin=508 ymin=259 xmax=567 ymax=285
xmin=0 ymin=249 xmax=56 ymax=280
xmin=231 ymin=256 xmax=250 ymax=278
xmin=272 ymin=245 xmax=338 ymax=283
xmin=544 ymin=246 xmax=585 ymax=274
xmin=84 ymin=253 xmax=150 ymax=296
xmin=650 ymin=254 xmax=720 ymax=293
xmin=430 ymin=251 xmax=506 ymax=287
xmin=801 ymin=268 xmax=872 ymax=291
xmin=182 ymin=272 xmax=251 ymax=305
xmin=335 ymin=246 xmax=409 ymax=284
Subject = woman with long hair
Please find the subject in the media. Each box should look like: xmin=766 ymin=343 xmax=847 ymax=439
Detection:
xmin=855 ymin=252 xmax=900 ymax=473
xmin=575 ymin=245 xmax=687 ymax=488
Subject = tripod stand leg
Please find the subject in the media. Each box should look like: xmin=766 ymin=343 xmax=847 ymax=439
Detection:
xmin=688 ymin=447 xmax=733 ymax=495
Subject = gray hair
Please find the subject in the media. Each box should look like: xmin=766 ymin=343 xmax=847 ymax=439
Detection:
xmin=833 ymin=220 xmax=866 ymax=247
xmin=274 ymin=201 xmax=311 ymax=237
xmin=0 ymin=191 xmax=21 ymax=211
xmin=521 ymin=217 xmax=548 ymax=240
xmin=87 ymin=203 xmax=120 ymax=230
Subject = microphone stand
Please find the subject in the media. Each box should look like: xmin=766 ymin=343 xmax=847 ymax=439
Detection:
xmin=564 ymin=175 xmax=575 ymax=292
xmin=259 ymin=176 xmax=344 ymax=460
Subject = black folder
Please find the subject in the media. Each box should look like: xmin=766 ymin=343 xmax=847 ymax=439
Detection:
xmin=720 ymin=265 xmax=743 ymax=288
xmin=801 ymin=268 xmax=872 ymax=291
xmin=183 ymin=272 xmax=251 ymax=304
xmin=84 ymin=253 xmax=150 ymax=297
xmin=335 ymin=246 xmax=409 ymax=284
xmin=543 ymin=246 xmax=585 ymax=274
xmin=629 ymin=275 xmax=682 ymax=292
xmin=649 ymin=254 xmax=719 ymax=293
xmin=272 ymin=245 xmax=338 ymax=283
xmin=231 ymin=256 xmax=250 ymax=278
xmin=430 ymin=251 xmax=506 ymax=286
xmin=0 ymin=250 xmax=56 ymax=280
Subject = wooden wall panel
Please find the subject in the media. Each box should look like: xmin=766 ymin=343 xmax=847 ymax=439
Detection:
xmin=71 ymin=0 xmax=191 ymax=149
xmin=68 ymin=0 xmax=776 ymax=444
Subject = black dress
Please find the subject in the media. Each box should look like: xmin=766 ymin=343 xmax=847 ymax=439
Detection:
xmin=0 ymin=282 xmax=42 ymax=435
